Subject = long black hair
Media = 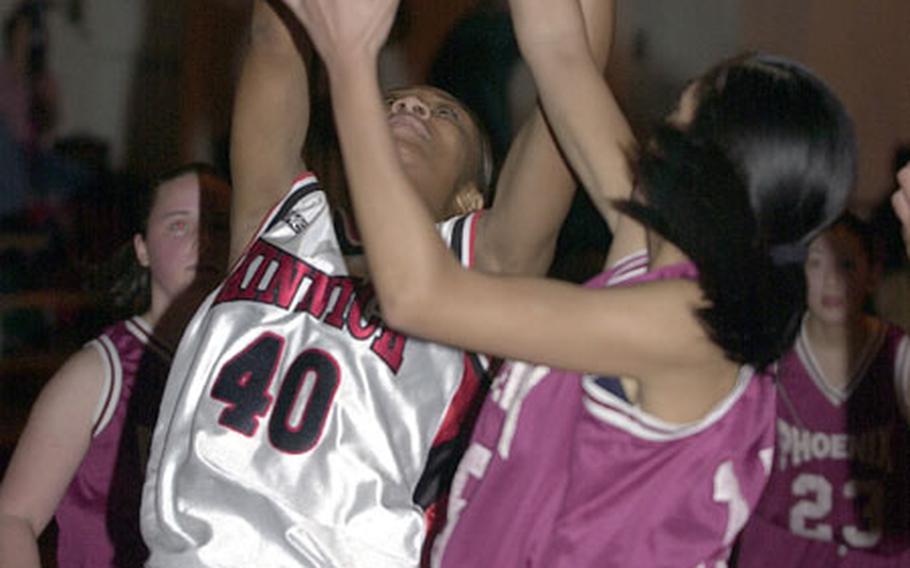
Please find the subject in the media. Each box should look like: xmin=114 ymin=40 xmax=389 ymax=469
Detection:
xmin=621 ymin=54 xmax=856 ymax=369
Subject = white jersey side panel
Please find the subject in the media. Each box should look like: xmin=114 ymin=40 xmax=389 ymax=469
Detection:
xmin=142 ymin=175 xmax=481 ymax=567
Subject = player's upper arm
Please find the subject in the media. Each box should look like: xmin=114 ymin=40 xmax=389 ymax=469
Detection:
xmin=230 ymin=0 xmax=311 ymax=264
xmin=474 ymin=0 xmax=642 ymax=277
xmin=382 ymin=257 xmax=715 ymax=385
xmin=0 ymin=346 xmax=106 ymax=537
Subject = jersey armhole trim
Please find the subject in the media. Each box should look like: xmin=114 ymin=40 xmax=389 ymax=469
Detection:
xmin=581 ymin=365 xmax=756 ymax=441
xmin=87 ymin=336 xmax=123 ymax=437
xmin=232 ymin=172 xmax=319 ymax=270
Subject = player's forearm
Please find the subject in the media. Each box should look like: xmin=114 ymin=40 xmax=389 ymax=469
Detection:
xmin=513 ymin=0 xmax=634 ymax=231
xmin=0 ymin=514 xmax=41 ymax=568
xmin=482 ymin=0 xmax=625 ymax=277
xmin=481 ymin=109 xmax=571 ymax=276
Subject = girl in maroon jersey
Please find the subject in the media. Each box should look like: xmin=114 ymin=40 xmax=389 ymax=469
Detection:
xmin=0 ymin=165 xmax=230 ymax=567
xmin=737 ymin=212 xmax=910 ymax=566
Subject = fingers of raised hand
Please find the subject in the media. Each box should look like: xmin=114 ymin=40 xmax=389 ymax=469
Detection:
xmin=285 ymin=0 xmax=397 ymax=60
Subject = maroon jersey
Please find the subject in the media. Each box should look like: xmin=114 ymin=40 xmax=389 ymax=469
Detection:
xmin=55 ymin=317 xmax=171 ymax=568
xmin=433 ymin=252 xmax=778 ymax=567
xmin=737 ymin=318 xmax=910 ymax=567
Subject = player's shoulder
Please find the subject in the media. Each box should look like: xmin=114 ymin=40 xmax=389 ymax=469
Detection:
xmin=34 ymin=342 xmax=109 ymax=424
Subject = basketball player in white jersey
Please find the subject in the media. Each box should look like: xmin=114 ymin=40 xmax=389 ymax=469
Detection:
xmin=139 ymin=1 xmax=620 ymax=566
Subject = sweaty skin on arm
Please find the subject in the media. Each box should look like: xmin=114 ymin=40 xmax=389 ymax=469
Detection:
xmin=293 ymin=0 xmax=716 ymax=390
xmin=0 ymin=348 xmax=106 ymax=568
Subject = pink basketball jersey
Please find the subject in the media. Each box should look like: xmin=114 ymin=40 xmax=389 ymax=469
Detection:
xmin=737 ymin=318 xmax=910 ymax=567
xmin=55 ymin=316 xmax=171 ymax=568
xmin=433 ymin=252 xmax=778 ymax=567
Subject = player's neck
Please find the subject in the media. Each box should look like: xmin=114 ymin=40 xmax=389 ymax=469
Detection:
xmin=803 ymin=313 xmax=875 ymax=390
xmin=804 ymin=312 xmax=871 ymax=347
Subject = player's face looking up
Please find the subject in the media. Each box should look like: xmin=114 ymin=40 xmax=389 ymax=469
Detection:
xmin=804 ymin=224 xmax=875 ymax=327
xmin=385 ymin=86 xmax=487 ymax=218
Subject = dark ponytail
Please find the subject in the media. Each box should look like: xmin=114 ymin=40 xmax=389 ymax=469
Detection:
xmin=621 ymin=54 xmax=855 ymax=369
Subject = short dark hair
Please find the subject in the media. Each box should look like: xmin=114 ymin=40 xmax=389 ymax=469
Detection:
xmin=621 ymin=53 xmax=856 ymax=369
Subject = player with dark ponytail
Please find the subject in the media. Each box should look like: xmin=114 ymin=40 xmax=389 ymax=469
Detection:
xmin=624 ymin=54 xmax=855 ymax=370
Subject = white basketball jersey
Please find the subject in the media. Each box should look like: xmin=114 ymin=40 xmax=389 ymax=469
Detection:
xmin=141 ymin=174 xmax=486 ymax=567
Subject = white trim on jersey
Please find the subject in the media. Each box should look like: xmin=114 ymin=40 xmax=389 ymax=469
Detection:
xmin=606 ymin=249 xmax=649 ymax=285
xmin=894 ymin=334 xmax=910 ymax=422
xmin=436 ymin=209 xmax=482 ymax=268
xmin=88 ymin=335 xmax=122 ymax=437
xmin=126 ymin=316 xmax=172 ymax=363
xmin=795 ymin=316 xmax=887 ymax=406
xmin=580 ymin=365 xmax=755 ymax=442
xmin=494 ymin=361 xmax=551 ymax=459
xmin=87 ymin=317 xmax=168 ymax=437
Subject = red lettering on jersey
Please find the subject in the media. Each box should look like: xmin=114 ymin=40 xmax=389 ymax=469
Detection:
xmin=255 ymin=250 xmax=310 ymax=309
xmin=215 ymin=238 xmax=409 ymax=374
xmin=215 ymin=241 xmax=310 ymax=307
xmin=371 ymin=327 xmax=406 ymax=374
xmin=297 ymin=269 xmax=333 ymax=319
xmin=323 ymin=277 xmax=356 ymax=330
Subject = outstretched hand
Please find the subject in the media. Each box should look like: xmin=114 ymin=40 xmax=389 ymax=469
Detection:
xmin=892 ymin=163 xmax=910 ymax=261
xmin=281 ymin=0 xmax=398 ymax=72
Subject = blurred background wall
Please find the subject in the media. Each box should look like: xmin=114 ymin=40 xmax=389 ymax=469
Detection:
xmin=0 ymin=0 xmax=896 ymax=209
xmin=6 ymin=0 xmax=902 ymax=207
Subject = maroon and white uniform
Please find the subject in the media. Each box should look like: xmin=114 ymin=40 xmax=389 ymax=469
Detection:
xmin=737 ymin=318 xmax=910 ymax=567
xmin=141 ymin=174 xmax=488 ymax=567
xmin=56 ymin=316 xmax=171 ymax=567
xmin=432 ymin=252 xmax=777 ymax=568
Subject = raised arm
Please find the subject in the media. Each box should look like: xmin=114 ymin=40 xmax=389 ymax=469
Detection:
xmin=0 ymin=349 xmax=105 ymax=568
xmin=475 ymin=0 xmax=639 ymax=276
xmin=229 ymin=0 xmax=312 ymax=264
xmin=508 ymin=0 xmax=643 ymax=265
xmin=291 ymin=0 xmax=714 ymax=384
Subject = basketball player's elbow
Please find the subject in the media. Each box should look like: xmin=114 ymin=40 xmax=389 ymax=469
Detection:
xmin=376 ymin=265 xmax=444 ymax=336
xmin=0 ymin=510 xmax=41 ymax=550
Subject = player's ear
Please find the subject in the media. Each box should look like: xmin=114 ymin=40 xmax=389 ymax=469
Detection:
xmin=134 ymin=233 xmax=151 ymax=268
